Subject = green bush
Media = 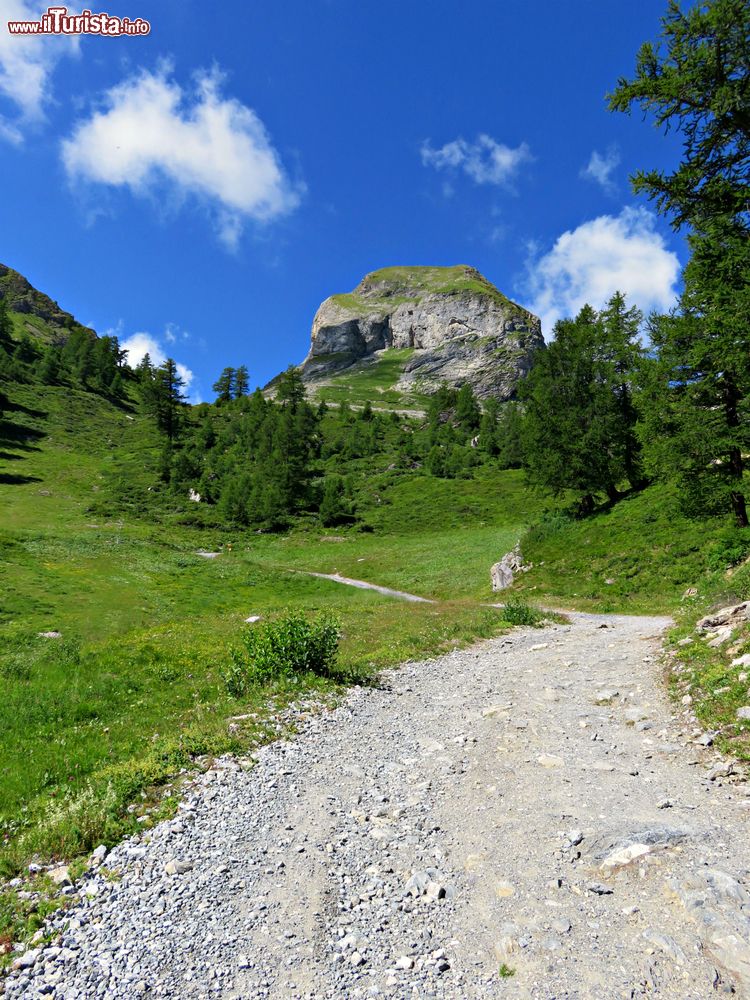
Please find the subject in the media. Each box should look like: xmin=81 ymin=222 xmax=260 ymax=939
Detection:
xmin=501 ymin=595 xmax=543 ymax=627
xmin=706 ymin=527 xmax=750 ymax=571
xmin=523 ymin=511 xmax=573 ymax=545
xmin=224 ymin=611 xmax=341 ymax=696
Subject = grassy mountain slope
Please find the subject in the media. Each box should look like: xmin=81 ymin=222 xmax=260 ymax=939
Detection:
xmin=1 ymin=263 xmax=746 ymax=922
xmin=307 ymin=348 xmax=429 ymax=411
xmin=1 ymin=367 xmax=534 ymax=876
xmin=512 ymin=484 xmax=736 ymax=614
xmin=0 ymin=264 xmax=96 ymax=345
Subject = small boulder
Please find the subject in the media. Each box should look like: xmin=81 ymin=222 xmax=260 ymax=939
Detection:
xmin=12 ymin=948 xmax=41 ymax=970
xmin=600 ymin=843 xmax=654 ymax=870
xmin=49 ymin=866 xmax=72 ymax=887
xmin=89 ymin=845 xmax=108 ymax=867
xmin=491 ymin=543 xmax=524 ymax=592
xmin=696 ymin=602 xmax=750 ymax=632
xmin=165 ymin=858 xmax=193 ymax=876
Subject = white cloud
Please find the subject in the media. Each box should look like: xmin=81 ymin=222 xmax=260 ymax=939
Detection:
xmin=0 ymin=0 xmax=78 ymax=142
xmin=61 ymin=66 xmax=302 ymax=247
xmin=581 ymin=146 xmax=620 ymax=193
xmin=421 ymin=134 xmax=531 ymax=187
xmin=524 ymin=207 xmax=681 ymax=337
xmin=121 ymin=330 xmax=195 ymax=397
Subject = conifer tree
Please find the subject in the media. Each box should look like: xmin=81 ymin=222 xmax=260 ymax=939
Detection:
xmin=38 ymin=346 xmax=62 ymax=384
xmin=13 ymin=334 xmax=37 ymax=366
xmin=0 ymin=297 xmax=13 ymax=350
xmin=234 ymin=365 xmax=250 ymax=397
xmin=455 ymin=383 xmax=481 ymax=431
xmin=319 ymin=476 xmax=349 ymax=526
xmin=276 ymin=366 xmax=306 ymax=411
xmin=497 ymin=402 xmax=525 ymax=469
xmin=639 ymin=220 xmax=750 ymax=524
xmin=212 ymin=367 xmax=235 ymax=403
xmin=150 ymin=358 xmax=187 ymax=441
xmin=608 ymin=0 xmax=750 ymax=234
xmin=478 ymin=397 xmax=502 ymax=457
xmin=610 ymin=0 xmax=750 ymax=523
xmin=135 ymin=353 xmax=155 ymax=382
xmin=520 ymin=297 xmax=644 ymax=513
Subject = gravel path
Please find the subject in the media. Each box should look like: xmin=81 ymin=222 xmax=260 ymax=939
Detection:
xmin=7 ymin=612 xmax=750 ymax=999
xmin=298 ymin=572 xmax=434 ymax=603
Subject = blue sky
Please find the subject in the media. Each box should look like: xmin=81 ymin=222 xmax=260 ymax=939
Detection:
xmin=1 ymin=0 xmax=687 ymax=401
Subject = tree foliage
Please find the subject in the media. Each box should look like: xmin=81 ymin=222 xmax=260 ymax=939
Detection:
xmin=639 ymin=218 xmax=750 ymax=523
xmin=608 ymin=0 xmax=750 ymax=233
xmin=520 ymin=296 xmax=644 ymax=513
xmin=609 ymin=0 xmax=750 ymax=526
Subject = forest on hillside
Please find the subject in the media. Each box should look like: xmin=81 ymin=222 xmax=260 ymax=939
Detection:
xmin=1 ymin=0 xmax=748 ymax=544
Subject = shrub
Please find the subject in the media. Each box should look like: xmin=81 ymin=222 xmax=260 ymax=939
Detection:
xmin=501 ymin=595 xmax=543 ymax=627
xmin=224 ymin=611 xmax=341 ymax=696
xmin=523 ymin=511 xmax=573 ymax=546
xmin=706 ymin=527 xmax=750 ymax=571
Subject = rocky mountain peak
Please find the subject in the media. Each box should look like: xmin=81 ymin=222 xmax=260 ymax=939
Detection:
xmin=298 ymin=265 xmax=543 ymax=400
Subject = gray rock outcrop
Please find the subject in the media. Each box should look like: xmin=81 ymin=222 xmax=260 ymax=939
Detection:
xmin=491 ymin=543 xmax=525 ymax=591
xmin=298 ymin=265 xmax=543 ymax=400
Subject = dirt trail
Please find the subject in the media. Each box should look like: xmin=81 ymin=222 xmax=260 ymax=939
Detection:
xmin=298 ymin=570 xmax=434 ymax=603
xmin=6 ymin=613 xmax=750 ymax=1000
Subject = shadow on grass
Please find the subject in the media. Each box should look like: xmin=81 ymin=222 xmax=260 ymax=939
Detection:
xmin=0 ymin=419 xmax=45 ymax=450
xmin=0 ymin=472 xmax=42 ymax=485
xmin=1 ymin=398 xmax=47 ymax=420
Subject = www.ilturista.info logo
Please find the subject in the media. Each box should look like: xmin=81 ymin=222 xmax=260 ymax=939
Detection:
xmin=7 ymin=6 xmax=150 ymax=36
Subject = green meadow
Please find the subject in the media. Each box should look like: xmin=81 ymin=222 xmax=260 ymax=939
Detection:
xmin=0 ymin=370 xmax=742 ymax=883
xmin=0 ymin=380 xmax=534 ymax=874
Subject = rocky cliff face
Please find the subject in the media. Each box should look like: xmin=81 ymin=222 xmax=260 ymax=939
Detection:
xmin=299 ymin=265 xmax=543 ymax=400
xmin=0 ymin=263 xmax=96 ymax=342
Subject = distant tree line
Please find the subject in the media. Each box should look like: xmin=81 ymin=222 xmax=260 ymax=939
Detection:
xmin=4 ymin=0 xmax=745 ymax=537
xmin=156 ymin=365 xmax=524 ymax=530
xmin=0 ymin=300 xmax=129 ymax=402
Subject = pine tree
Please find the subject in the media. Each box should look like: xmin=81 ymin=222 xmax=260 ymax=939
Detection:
xmin=212 ymin=367 xmax=235 ymax=404
xmin=478 ymin=398 xmax=501 ymax=457
xmin=319 ymin=476 xmax=349 ymax=526
xmin=520 ymin=297 xmax=644 ymax=513
xmin=38 ymin=346 xmax=62 ymax=384
xmin=234 ymin=365 xmax=250 ymax=397
xmin=0 ymin=296 xmax=13 ymax=350
xmin=639 ymin=219 xmax=750 ymax=524
xmin=497 ymin=402 xmax=525 ymax=469
xmin=108 ymin=371 xmax=124 ymax=400
xmin=598 ymin=292 xmax=645 ymax=491
xmin=13 ymin=334 xmax=37 ymax=366
xmin=276 ymin=366 xmax=306 ymax=411
xmin=608 ymin=0 xmax=750 ymax=234
xmin=150 ymin=358 xmax=187 ymax=441
xmin=609 ymin=0 xmax=750 ymax=524
xmin=455 ymin=384 xmax=481 ymax=432
xmin=219 ymin=473 xmax=253 ymax=525
xmin=135 ymin=353 xmax=155 ymax=382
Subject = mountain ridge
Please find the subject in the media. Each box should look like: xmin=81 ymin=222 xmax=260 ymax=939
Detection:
xmin=297 ymin=264 xmax=543 ymax=401
xmin=0 ymin=263 xmax=96 ymax=345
